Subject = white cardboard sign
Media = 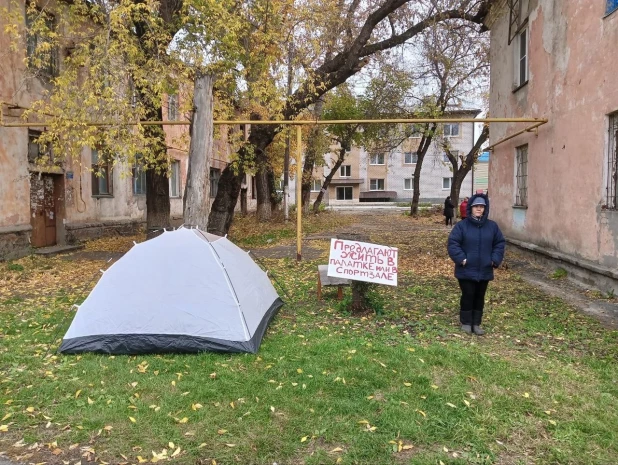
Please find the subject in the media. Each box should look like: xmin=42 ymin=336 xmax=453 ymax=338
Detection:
xmin=327 ymin=238 xmax=398 ymax=286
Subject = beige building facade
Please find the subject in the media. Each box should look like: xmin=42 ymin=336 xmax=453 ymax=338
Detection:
xmin=486 ymin=0 xmax=618 ymax=290
xmin=0 ymin=0 xmax=253 ymax=259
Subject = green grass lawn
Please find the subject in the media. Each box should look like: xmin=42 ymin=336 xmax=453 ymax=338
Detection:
xmin=1 ymin=213 xmax=617 ymax=465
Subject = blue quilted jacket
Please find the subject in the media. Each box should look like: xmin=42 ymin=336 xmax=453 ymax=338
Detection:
xmin=447 ymin=194 xmax=506 ymax=281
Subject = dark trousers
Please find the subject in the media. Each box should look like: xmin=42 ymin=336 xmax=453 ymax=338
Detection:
xmin=445 ymin=216 xmax=453 ymax=226
xmin=458 ymin=279 xmax=489 ymax=325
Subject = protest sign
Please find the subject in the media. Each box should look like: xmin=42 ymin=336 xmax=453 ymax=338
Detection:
xmin=327 ymin=238 xmax=398 ymax=286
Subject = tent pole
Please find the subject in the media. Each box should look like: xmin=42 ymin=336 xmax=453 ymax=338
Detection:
xmin=296 ymin=125 xmax=302 ymax=262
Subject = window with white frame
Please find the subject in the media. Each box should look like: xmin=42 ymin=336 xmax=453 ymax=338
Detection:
xmin=605 ymin=112 xmax=618 ymax=209
xmin=514 ymin=27 xmax=529 ymax=88
xmin=515 ymin=145 xmax=528 ymax=206
xmin=169 ymin=160 xmax=181 ymax=197
xmin=443 ymin=123 xmax=459 ymax=137
xmin=404 ymin=152 xmax=418 ymax=164
xmin=336 ymin=186 xmax=353 ymax=200
xmin=132 ymin=154 xmax=146 ymax=195
xmin=311 ymin=179 xmax=322 ymax=192
xmin=404 ymin=178 xmax=414 ymax=191
xmin=370 ymin=179 xmax=384 ymax=191
xmin=370 ymin=153 xmax=385 ymax=165
xmin=340 ymin=165 xmax=351 ymax=177
xmin=442 ymin=177 xmax=452 ymax=189
xmin=607 ymin=0 xmax=618 ymax=15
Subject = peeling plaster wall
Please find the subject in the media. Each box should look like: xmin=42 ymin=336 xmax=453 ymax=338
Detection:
xmin=489 ymin=0 xmax=618 ymax=267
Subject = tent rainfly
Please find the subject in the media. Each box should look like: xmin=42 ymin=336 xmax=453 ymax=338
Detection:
xmin=59 ymin=228 xmax=283 ymax=354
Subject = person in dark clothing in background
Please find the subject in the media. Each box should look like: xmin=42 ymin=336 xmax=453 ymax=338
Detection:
xmin=443 ymin=196 xmax=455 ymax=227
xmin=447 ymin=194 xmax=505 ymax=335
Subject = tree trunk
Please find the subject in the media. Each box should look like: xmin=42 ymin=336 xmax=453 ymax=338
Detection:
xmin=207 ymin=162 xmax=244 ymax=236
xmin=268 ymin=167 xmax=280 ymax=212
xmin=183 ymin=73 xmax=214 ymax=229
xmin=449 ymin=125 xmax=490 ymax=214
xmin=312 ymin=147 xmax=346 ymax=213
xmin=255 ymin=166 xmax=271 ymax=221
xmin=240 ymin=185 xmax=248 ymax=216
xmin=146 ymin=169 xmax=171 ymax=235
xmin=143 ymin=104 xmax=170 ymax=235
xmin=409 ymin=130 xmax=435 ymax=216
xmin=338 ymin=233 xmax=372 ymax=314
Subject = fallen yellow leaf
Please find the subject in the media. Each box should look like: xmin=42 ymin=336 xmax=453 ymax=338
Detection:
xmin=217 ymin=429 xmax=227 ymax=435
xmin=300 ymin=436 xmax=308 ymax=443
xmin=178 ymin=417 xmax=188 ymax=424
xmin=75 ymin=389 xmax=82 ymax=398
xmin=192 ymin=403 xmax=203 ymax=410
xmin=26 ymin=407 xmax=35 ymax=413
xmin=1 ymin=414 xmax=11 ymax=421
xmin=404 ymin=382 xmax=412 ymax=387
xmin=330 ymin=447 xmax=343 ymax=453
xmin=129 ymin=417 xmax=136 ymax=423
xmin=0 ymin=425 xmax=8 ymax=432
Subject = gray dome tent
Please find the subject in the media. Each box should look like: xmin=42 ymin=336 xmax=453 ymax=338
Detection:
xmin=59 ymin=228 xmax=283 ymax=354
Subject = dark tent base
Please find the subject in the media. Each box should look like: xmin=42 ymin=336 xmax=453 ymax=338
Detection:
xmin=59 ymin=298 xmax=283 ymax=355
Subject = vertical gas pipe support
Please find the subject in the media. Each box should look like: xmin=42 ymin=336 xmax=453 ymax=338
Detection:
xmin=296 ymin=125 xmax=302 ymax=262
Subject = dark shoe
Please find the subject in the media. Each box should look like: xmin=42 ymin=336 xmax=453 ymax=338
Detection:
xmin=460 ymin=324 xmax=472 ymax=334
xmin=473 ymin=325 xmax=485 ymax=335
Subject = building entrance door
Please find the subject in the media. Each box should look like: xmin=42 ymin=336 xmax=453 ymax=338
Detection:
xmin=30 ymin=173 xmax=58 ymax=247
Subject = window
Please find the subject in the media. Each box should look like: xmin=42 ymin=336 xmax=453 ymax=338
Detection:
xmin=128 ymin=79 xmax=139 ymax=108
xmin=410 ymin=125 xmax=423 ymax=138
xmin=311 ymin=179 xmax=322 ymax=192
xmin=514 ymin=27 xmax=529 ymax=88
xmin=370 ymin=179 xmax=384 ymax=191
xmin=340 ymin=165 xmax=351 ymax=177
xmin=515 ymin=145 xmax=528 ymax=206
xmin=370 ymin=153 xmax=385 ymax=165
xmin=168 ymin=94 xmax=178 ymax=121
xmin=209 ymin=167 xmax=220 ymax=198
xmin=132 ymin=155 xmax=146 ymax=195
xmin=404 ymin=152 xmax=418 ymax=164
xmin=91 ymin=148 xmax=113 ymax=196
xmin=442 ymin=177 xmax=452 ymax=189
xmin=25 ymin=9 xmax=57 ymax=78
xmin=27 ymin=130 xmax=53 ymax=164
xmin=443 ymin=151 xmax=459 ymax=163
xmin=404 ymin=178 xmax=414 ymax=191
xmin=607 ymin=0 xmax=618 ymax=15
xmin=606 ymin=113 xmax=618 ymax=209
xmin=443 ymin=123 xmax=460 ymax=137
xmin=336 ymin=186 xmax=353 ymax=200
xmin=169 ymin=160 xmax=181 ymax=197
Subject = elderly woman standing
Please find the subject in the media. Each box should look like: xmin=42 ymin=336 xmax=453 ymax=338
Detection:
xmin=447 ymin=194 xmax=505 ymax=335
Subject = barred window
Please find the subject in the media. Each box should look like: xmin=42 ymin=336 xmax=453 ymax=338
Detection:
xmin=606 ymin=113 xmax=618 ymax=209
xmin=515 ymin=145 xmax=528 ymax=207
